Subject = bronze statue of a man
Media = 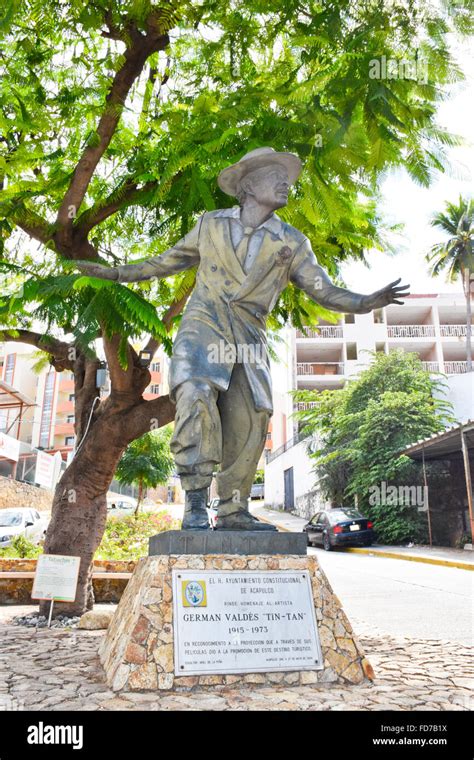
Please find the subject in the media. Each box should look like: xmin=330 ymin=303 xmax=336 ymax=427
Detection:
xmin=79 ymin=147 xmax=409 ymax=531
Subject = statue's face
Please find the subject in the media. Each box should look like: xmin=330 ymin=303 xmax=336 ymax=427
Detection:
xmin=242 ymin=166 xmax=290 ymax=209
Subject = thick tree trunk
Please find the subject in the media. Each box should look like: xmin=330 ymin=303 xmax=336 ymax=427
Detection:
xmin=39 ymin=389 xmax=176 ymax=617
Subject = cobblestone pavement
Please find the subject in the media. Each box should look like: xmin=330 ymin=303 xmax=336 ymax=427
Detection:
xmin=0 ymin=606 xmax=472 ymax=711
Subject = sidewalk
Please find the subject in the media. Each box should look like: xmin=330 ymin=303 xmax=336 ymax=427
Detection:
xmin=251 ymin=504 xmax=474 ymax=571
xmin=0 ymin=606 xmax=471 ymax=710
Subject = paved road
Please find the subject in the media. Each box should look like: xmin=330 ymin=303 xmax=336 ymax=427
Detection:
xmin=309 ymin=546 xmax=473 ymax=646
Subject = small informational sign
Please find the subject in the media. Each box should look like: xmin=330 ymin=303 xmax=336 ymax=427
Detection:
xmin=173 ymin=570 xmax=323 ymax=676
xmin=32 ymin=554 xmax=81 ymax=602
xmin=34 ymin=450 xmax=55 ymax=488
xmin=0 ymin=432 xmax=20 ymax=462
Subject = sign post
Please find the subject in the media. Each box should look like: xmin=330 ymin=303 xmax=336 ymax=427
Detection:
xmin=32 ymin=555 xmax=81 ymax=623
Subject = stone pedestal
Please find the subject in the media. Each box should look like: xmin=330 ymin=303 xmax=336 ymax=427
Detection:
xmin=149 ymin=529 xmax=307 ymax=556
xmin=99 ymin=552 xmax=374 ymax=692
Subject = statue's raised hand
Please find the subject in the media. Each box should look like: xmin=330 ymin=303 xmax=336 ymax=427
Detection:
xmin=76 ymin=261 xmax=118 ymax=281
xmin=362 ymin=278 xmax=410 ymax=311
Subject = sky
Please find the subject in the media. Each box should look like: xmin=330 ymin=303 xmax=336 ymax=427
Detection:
xmin=341 ymin=45 xmax=474 ymax=298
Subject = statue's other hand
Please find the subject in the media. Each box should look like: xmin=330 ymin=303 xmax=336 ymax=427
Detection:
xmin=76 ymin=261 xmax=118 ymax=281
xmin=363 ymin=278 xmax=410 ymax=310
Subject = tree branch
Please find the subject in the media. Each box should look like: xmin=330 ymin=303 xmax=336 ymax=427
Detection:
xmin=8 ymin=207 xmax=54 ymax=246
xmin=122 ymin=394 xmax=175 ymax=440
xmin=0 ymin=329 xmax=75 ymax=370
xmin=102 ymin=333 xmax=151 ymax=397
xmin=74 ymin=179 xmax=156 ymax=235
xmin=55 ymin=13 xmax=170 ymax=248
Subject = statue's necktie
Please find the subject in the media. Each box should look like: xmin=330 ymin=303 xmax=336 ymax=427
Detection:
xmin=234 ymin=227 xmax=255 ymax=272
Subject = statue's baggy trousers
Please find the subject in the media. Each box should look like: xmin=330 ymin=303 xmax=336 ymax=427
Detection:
xmin=170 ymin=364 xmax=270 ymax=514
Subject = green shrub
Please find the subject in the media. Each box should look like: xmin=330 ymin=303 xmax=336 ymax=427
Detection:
xmin=95 ymin=511 xmax=180 ymax=560
xmin=0 ymin=512 xmax=179 ymax=560
xmin=0 ymin=535 xmax=43 ymax=558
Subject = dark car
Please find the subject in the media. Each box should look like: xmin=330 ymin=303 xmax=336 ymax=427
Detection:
xmin=304 ymin=508 xmax=374 ymax=551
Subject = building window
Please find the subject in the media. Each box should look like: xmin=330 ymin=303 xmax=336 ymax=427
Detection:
xmin=266 ymin=432 xmax=272 ymax=440
xmin=149 ymin=384 xmax=160 ymax=395
xmin=67 ymin=415 xmax=75 ymax=424
xmin=69 ymin=393 xmax=75 ymax=402
xmin=344 ymin=314 xmax=355 ymax=324
xmin=151 ymin=362 xmax=160 ymax=372
xmin=65 ymin=436 xmax=75 ymax=447
xmin=346 ymin=343 xmax=358 ymax=361
xmin=39 ymin=372 xmax=55 ymax=448
xmin=374 ymin=309 xmax=384 ymax=324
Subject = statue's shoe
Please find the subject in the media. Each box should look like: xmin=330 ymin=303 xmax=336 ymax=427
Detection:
xmin=217 ymin=509 xmax=277 ymax=531
xmin=182 ymin=488 xmax=210 ymax=530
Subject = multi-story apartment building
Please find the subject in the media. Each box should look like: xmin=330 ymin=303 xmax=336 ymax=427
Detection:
xmin=0 ymin=341 xmax=170 ymax=460
xmin=266 ymin=293 xmax=474 ymax=511
xmin=0 ymin=342 xmax=37 ymax=444
xmin=276 ymin=293 xmax=473 ymax=442
xmin=32 ymin=348 xmax=170 ymax=459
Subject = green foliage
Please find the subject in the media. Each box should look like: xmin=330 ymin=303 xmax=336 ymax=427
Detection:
xmin=0 ymin=512 xmax=180 ymax=559
xmin=253 ymin=468 xmax=264 ymax=485
xmin=96 ymin=511 xmax=180 ymax=560
xmin=294 ymin=351 xmax=455 ymax=544
xmin=0 ymin=535 xmax=43 ymax=558
xmin=115 ymin=426 xmax=175 ymax=506
xmin=0 ymin=0 xmax=472 ymax=351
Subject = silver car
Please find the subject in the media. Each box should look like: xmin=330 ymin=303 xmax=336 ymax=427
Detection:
xmin=0 ymin=508 xmax=49 ymax=548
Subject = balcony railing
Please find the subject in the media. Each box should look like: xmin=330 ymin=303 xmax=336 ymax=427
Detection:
xmin=440 ymin=325 xmax=468 ymax=337
xmin=421 ymin=362 xmax=439 ymax=372
xmin=266 ymin=433 xmax=309 ymax=464
xmin=294 ymin=401 xmax=319 ymax=411
xmin=444 ymin=361 xmax=469 ymax=374
xmin=387 ymin=325 xmax=435 ymax=338
xmin=296 ymin=326 xmax=343 ymax=339
xmin=297 ymin=362 xmax=344 ymax=376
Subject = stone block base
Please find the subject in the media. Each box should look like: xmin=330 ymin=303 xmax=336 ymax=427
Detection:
xmin=149 ymin=529 xmax=307 ymax=556
xmin=99 ymin=554 xmax=373 ymax=692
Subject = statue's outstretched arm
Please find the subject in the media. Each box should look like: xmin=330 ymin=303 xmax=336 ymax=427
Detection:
xmin=76 ymin=218 xmax=202 ymax=283
xmin=289 ymin=239 xmax=409 ymax=314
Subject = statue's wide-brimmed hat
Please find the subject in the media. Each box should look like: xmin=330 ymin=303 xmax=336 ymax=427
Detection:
xmin=217 ymin=147 xmax=302 ymax=197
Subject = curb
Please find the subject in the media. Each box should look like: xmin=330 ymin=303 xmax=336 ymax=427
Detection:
xmin=341 ymin=547 xmax=474 ymax=571
xmin=256 ymin=513 xmax=474 ymax=571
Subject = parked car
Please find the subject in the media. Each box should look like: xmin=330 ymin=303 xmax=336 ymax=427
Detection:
xmin=0 ymin=508 xmax=49 ymax=548
xmin=107 ymin=499 xmax=136 ymax=516
xmin=303 ymin=508 xmax=374 ymax=551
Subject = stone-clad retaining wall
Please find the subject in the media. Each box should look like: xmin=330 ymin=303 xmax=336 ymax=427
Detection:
xmin=0 ymin=476 xmax=52 ymax=512
xmin=0 ymin=559 xmax=135 ymax=604
xmin=100 ymin=554 xmax=373 ymax=692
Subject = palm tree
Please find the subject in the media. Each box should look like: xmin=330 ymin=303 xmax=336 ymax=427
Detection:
xmin=427 ymin=197 xmax=474 ymax=371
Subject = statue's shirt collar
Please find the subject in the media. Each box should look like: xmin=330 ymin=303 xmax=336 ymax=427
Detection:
xmin=220 ymin=206 xmax=283 ymax=238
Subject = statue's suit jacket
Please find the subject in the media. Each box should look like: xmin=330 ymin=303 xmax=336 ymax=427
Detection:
xmin=117 ymin=207 xmax=369 ymax=413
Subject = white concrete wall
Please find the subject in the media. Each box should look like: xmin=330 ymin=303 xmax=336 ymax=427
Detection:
xmin=264 ymin=437 xmax=316 ymax=509
xmin=442 ymin=373 xmax=474 ymax=423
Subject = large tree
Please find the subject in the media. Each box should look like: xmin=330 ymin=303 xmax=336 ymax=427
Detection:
xmin=0 ymin=0 xmax=471 ymax=613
